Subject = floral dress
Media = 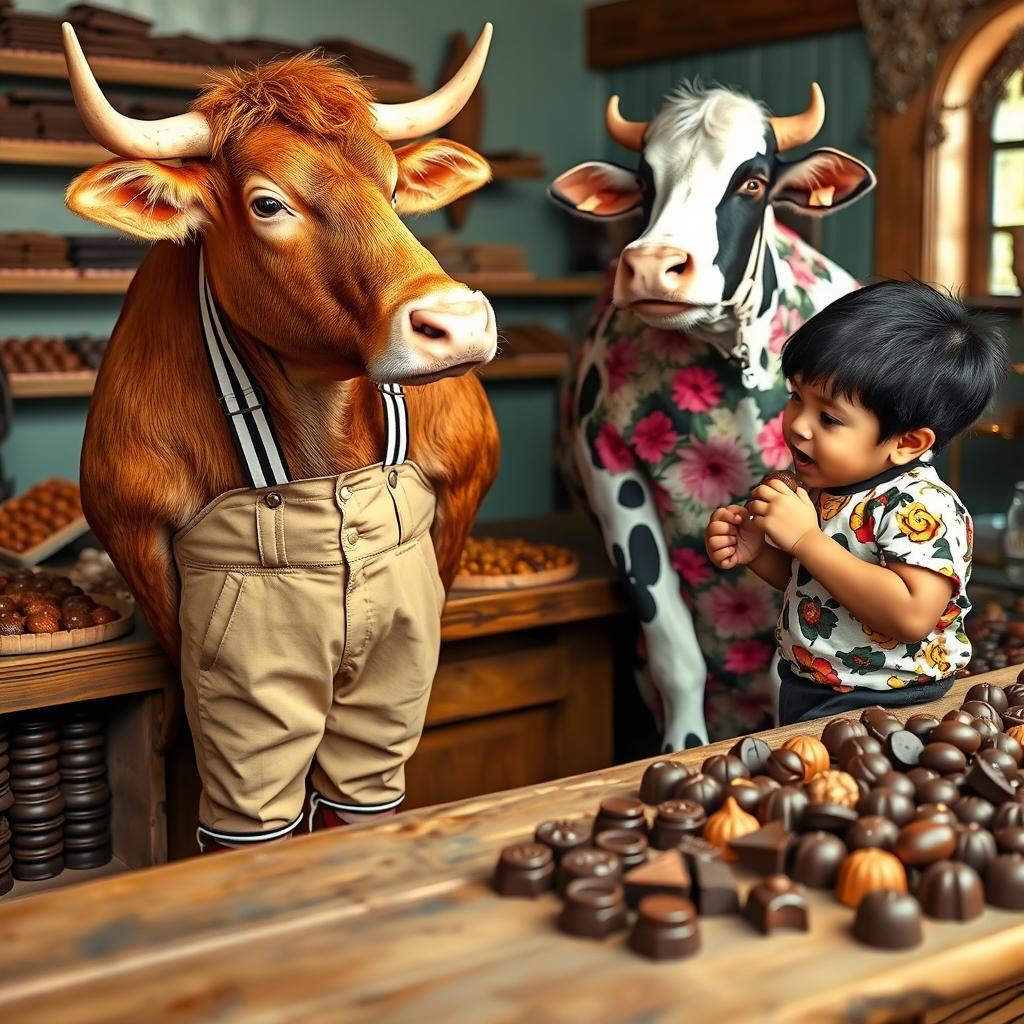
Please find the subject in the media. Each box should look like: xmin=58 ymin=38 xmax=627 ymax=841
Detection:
xmin=561 ymin=224 xmax=858 ymax=740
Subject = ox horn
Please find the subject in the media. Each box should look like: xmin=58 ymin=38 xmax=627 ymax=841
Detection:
xmin=770 ymin=83 xmax=825 ymax=152
xmin=372 ymin=23 xmax=492 ymax=141
xmin=605 ymin=96 xmax=647 ymax=152
xmin=62 ymin=22 xmax=211 ymax=158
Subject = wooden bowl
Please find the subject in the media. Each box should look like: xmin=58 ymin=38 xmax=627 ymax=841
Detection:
xmin=452 ymin=555 xmax=580 ymax=591
xmin=0 ymin=594 xmax=135 ymax=655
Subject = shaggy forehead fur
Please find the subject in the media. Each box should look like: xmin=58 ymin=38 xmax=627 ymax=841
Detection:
xmin=647 ymin=80 xmax=768 ymax=151
xmin=193 ymin=51 xmax=377 ymax=156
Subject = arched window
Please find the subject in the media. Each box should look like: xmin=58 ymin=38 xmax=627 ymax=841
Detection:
xmin=974 ymin=64 xmax=1024 ymax=296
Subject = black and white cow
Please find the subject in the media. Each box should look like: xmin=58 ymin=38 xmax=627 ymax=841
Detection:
xmin=550 ymin=83 xmax=876 ymax=749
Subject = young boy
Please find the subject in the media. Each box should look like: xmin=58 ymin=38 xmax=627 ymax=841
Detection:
xmin=705 ymin=280 xmax=1008 ymax=724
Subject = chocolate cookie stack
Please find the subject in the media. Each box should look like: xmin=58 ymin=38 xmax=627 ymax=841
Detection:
xmin=59 ymin=713 xmax=111 ymax=869
xmin=7 ymin=718 xmax=65 ymax=881
xmin=0 ymin=721 xmax=12 ymax=896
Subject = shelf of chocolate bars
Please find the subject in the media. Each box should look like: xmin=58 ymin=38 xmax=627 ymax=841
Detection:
xmin=1 ymin=335 xmax=104 ymax=397
xmin=493 ymin=675 xmax=1024 ymax=959
xmin=0 ymin=3 xmax=420 ymax=100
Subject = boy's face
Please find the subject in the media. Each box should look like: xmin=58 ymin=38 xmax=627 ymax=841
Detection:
xmin=782 ymin=375 xmax=907 ymax=489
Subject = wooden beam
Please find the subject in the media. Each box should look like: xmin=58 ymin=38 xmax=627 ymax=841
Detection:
xmin=587 ymin=0 xmax=862 ymax=69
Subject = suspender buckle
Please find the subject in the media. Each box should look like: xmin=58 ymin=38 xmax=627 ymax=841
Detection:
xmin=218 ymin=386 xmax=265 ymax=417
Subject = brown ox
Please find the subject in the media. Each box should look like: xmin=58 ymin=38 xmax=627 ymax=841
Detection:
xmin=61 ymin=24 xmax=500 ymax=685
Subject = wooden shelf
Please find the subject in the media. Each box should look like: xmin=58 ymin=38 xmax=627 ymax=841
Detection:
xmin=965 ymin=294 xmax=1023 ymax=310
xmin=9 ymin=372 xmax=96 ymax=398
xmin=6 ymin=856 xmax=128 ymax=902
xmin=0 ymin=270 xmax=133 ymax=294
xmin=0 ymin=137 xmax=109 ymax=167
xmin=0 ymin=47 xmax=421 ymax=101
xmin=459 ymin=274 xmax=603 ymax=297
xmin=488 ymin=158 xmax=546 ymax=180
xmin=477 ymin=353 xmax=568 ymax=380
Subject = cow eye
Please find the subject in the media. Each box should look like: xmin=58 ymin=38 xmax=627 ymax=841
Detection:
xmin=740 ymin=177 xmax=765 ymax=196
xmin=391 ymin=184 xmax=398 ymax=209
xmin=251 ymin=196 xmax=284 ymax=218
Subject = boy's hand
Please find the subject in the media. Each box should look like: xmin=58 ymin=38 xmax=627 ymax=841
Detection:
xmin=747 ymin=479 xmax=819 ymax=554
xmin=706 ymin=504 xmax=765 ymax=569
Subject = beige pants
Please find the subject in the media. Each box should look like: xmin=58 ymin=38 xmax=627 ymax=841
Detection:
xmin=173 ymin=462 xmax=443 ymax=837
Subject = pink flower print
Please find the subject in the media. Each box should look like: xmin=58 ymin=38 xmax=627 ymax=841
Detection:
xmin=698 ymin=577 xmax=776 ymax=639
xmin=632 ymin=411 xmax=677 ymax=463
xmin=671 ymin=366 xmax=723 ymax=413
xmin=757 ymin=412 xmax=791 ymax=470
xmin=724 ymin=639 xmax=773 ymax=674
xmin=678 ymin=435 xmax=754 ymax=509
xmin=605 ymin=337 xmax=639 ymax=393
xmin=593 ymin=423 xmax=634 ymax=473
xmin=670 ymin=547 xmax=712 ymax=588
xmin=650 ymin=479 xmax=675 ymax=518
xmin=649 ymin=328 xmax=692 ymax=358
xmin=768 ymin=302 xmax=804 ymax=354
xmin=789 ymin=255 xmax=817 ymax=290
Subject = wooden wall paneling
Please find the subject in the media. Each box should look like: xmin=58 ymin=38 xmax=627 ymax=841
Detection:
xmin=587 ymin=0 xmax=862 ymax=69
xmin=106 ymin=692 xmax=167 ymax=868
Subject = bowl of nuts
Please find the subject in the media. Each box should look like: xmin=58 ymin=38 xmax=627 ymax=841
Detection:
xmin=0 ymin=567 xmax=133 ymax=654
xmin=0 ymin=478 xmax=89 ymax=568
xmin=453 ymin=536 xmax=579 ymax=590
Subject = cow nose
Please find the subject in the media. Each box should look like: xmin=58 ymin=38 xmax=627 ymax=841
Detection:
xmin=617 ymin=245 xmax=696 ymax=303
xmin=402 ymin=293 xmax=495 ymax=364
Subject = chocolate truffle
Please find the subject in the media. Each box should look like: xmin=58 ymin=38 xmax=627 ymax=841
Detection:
xmin=765 ymin=749 xmax=805 ymax=786
xmin=821 ymin=718 xmax=868 ymax=761
xmin=895 ymin=821 xmax=957 ymax=867
xmin=919 ymin=742 xmax=967 ymax=776
xmin=943 ymin=708 xmax=977 ymax=726
xmin=701 ymin=753 xmax=750 ymax=787
xmin=836 ymin=848 xmax=908 ymax=907
xmin=728 ymin=820 xmax=794 ymax=875
xmin=729 ymin=736 xmax=773 ymax=775
xmin=885 ymin=730 xmax=924 ymax=770
xmin=558 ymin=847 xmax=622 ymax=894
xmin=838 ymin=735 xmax=884 ymax=771
xmin=847 ymin=753 xmax=893 ymax=793
xmin=874 ymin=772 xmax=916 ymax=799
xmin=995 ymin=827 xmax=1024 ymax=855
xmin=964 ymin=757 xmax=1016 ymax=804
xmin=851 ymin=889 xmax=923 ymax=949
xmin=915 ymin=803 xmax=958 ymax=827
xmin=743 ymin=874 xmax=809 ymax=934
xmin=639 ymin=760 xmax=693 ymax=806
xmin=981 ymin=733 xmax=1024 ymax=767
xmin=534 ymin=819 xmax=589 ymax=862
xmin=865 ymin=716 xmax=904 ymax=744
xmin=907 ymin=766 xmax=939 ymax=790
xmin=977 ymin=748 xmax=1019 ymax=776
xmin=628 ymin=895 xmax=701 ymax=960
xmin=558 ymin=878 xmax=628 ymax=938
xmin=592 ymin=796 xmax=648 ymax=838
xmin=930 ymin=722 xmax=979 ymax=754
xmin=650 ymin=800 xmax=706 ymax=850
xmin=917 ymin=860 xmax=984 ymax=920
xmin=622 ymin=849 xmax=691 ymax=908
xmin=905 ymin=714 xmax=940 ymax=741
xmin=954 ymin=822 xmax=998 ymax=874
xmin=846 ymin=815 xmax=899 ymax=852
xmin=594 ymin=828 xmax=649 ymax=870
xmin=953 ymin=796 xmax=995 ymax=829
xmin=858 ymin=787 xmax=916 ymax=827
xmin=757 ymin=785 xmax=808 ymax=831
xmin=726 ymin=779 xmax=763 ymax=815
xmin=966 ymin=682 xmax=1009 ymax=715
xmin=802 ymin=802 xmax=859 ymax=832
xmin=493 ymin=843 xmax=556 ymax=897
xmin=993 ymin=801 xmax=1024 ymax=831
xmin=790 ymin=831 xmax=847 ymax=889
xmin=962 ymin=699 xmax=1001 ymax=723
xmin=915 ymin=777 xmax=960 ymax=807
xmin=673 ymin=773 xmax=724 ymax=813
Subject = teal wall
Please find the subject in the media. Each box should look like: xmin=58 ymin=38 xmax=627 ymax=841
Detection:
xmin=0 ymin=0 xmax=603 ymax=519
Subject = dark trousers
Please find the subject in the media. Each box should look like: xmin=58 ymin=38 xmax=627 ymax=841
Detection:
xmin=778 ymin=659 xmax=954 ymax=726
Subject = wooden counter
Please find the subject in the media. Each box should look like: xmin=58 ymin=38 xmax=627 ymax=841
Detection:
xmin=1 ymin=669 xmax=1022 ymax=1023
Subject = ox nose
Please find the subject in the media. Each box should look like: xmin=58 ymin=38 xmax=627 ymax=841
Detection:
xmin=402 ymin=293 xmax=495 ymax=365
xmin=616 ymin=245 xmax=696 ymax=304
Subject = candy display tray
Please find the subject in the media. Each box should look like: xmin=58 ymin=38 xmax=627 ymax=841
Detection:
xmin=0 ymin=593 xmax=134 ymax=655
xmin=452 ymin=555 xmax=580 ymax=591
xmin=0 ymin=511 xmax=90 ymax=568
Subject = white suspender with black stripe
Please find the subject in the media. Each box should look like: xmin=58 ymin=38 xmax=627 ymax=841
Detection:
xmin=198 ymin=251 xmax=408 ymax=486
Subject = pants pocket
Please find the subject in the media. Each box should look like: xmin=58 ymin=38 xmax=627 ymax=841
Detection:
xmin=198 ymin=571 xmax=246 ymax=672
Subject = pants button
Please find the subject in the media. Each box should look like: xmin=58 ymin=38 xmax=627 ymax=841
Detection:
xmin=264 ymin=491 xmax=283 ymax=509
xmin=387 ymin=469 xmax=399 ymax=488
xmin=346 ymin=528 xmax=359 ymax=546
xmin=338 ymin=485 xmax=353 ymax=502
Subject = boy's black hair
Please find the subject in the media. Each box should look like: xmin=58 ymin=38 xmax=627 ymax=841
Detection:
xmin=780 ymin=279 xmax=1009 ymax=452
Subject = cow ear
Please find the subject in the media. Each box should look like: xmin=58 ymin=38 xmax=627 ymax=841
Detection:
xmin=394 ymin=140 xmax=490 ymax=215
xmin=548 ymin=161 xmax=642 ymax=220
xmin=770 ymin=147 xmax=876 ymax=216
xmin=66 ymin=158 xmax=214 ymax=241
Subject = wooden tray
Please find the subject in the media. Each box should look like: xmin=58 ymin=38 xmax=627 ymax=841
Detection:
xmin=0 ymin=478 xmax=90 ymax=568
xmin=452 ymin=555 xmax=580 ymax=591
xmin=0 ymin=593 xmax=134 ymax=655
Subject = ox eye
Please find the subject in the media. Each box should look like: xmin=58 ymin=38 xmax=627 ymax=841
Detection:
xmin=740 ymin=177 xmax=765 ymax=196
xmin=391 ymin=184 xmax=398 ymax=209
xmin=251 ymin=196 xmax=284 ymax=218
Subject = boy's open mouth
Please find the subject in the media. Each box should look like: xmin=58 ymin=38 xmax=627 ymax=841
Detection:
xmin=791 ymin=446 xmax=815 ymax=470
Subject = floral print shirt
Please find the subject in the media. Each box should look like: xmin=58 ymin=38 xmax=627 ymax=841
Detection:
xmin=777 ymin=462 xmax=973 ymax=692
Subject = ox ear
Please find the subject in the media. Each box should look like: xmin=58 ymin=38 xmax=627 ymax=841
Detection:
xmin=770 ymin=147 xmax=876 ymax=216
xmin=548 ymin=161 xmax=642 ymax=220
xmin=394 ymin=140 xmax=490 ymax=215
xmin=65 ymin=158 xmax=214 ymax=242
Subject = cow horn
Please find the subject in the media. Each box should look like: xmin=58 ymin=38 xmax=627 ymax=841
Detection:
xmin=372 ymin=23 xmax=492 ymax=141
xmin=605 ymin=96 xmax=647 ymax=152
xmin=770 ymin=83 xmax=825 ymax=152
xmin=62 ymin=23 xmax=211 ymax=158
